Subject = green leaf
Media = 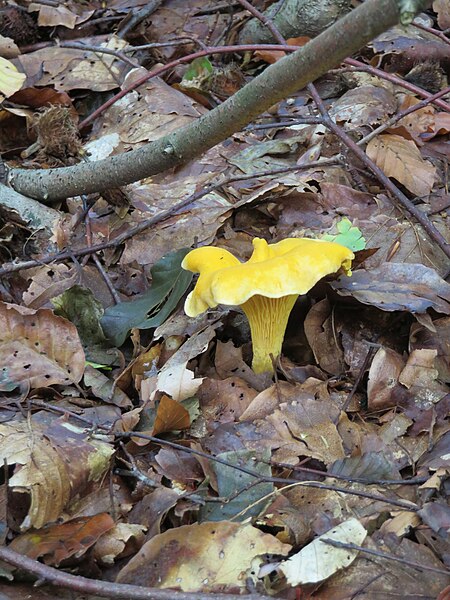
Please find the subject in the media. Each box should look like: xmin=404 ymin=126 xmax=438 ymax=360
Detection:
xmin=183 ymin=57 xmax=213 ymax=82
xmin=53 ymin=285 xmax=106 ymax=345
xmin=199 ymin=449 xmax=273 ymax=522
xmin=101 ymin=248 xmax=193 ymax=347
xmin=181 ymin=57 xmax=213 ymax=92
xmin=322 ymin=218 xmax=366 ymax=252
xmin=52 ymin=285 xmax=122 ymax=365
xmin=85 ymin=361 xmax=112 ymax=370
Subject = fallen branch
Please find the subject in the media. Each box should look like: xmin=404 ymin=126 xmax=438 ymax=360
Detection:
xmin=0 ymin=184 xmax=59 ymax=251
xmin=8 ymin=0 xmax=418 ymax=202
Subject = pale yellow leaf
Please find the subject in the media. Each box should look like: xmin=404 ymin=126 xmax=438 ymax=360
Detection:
xmin=117 ymin=521 xmax=291 ymax=592
xmin=0 ymin=56 xmax=25 ymax=100
xmin=279 ymin=518 xmax=367 ymax=585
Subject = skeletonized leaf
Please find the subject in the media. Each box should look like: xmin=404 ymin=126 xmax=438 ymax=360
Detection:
xmin=279 ymin=518 xmax=367 ymax=585
xmin=366 ymin=134 xmax=435 ymax=197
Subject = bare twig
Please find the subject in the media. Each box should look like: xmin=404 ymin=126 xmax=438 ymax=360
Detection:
xmin=413 ymin=21 xmax=450 ymax=45
xmin=0 ymin=158 xmax=340 ymax=277
xmin=117 ymin=0 xmax=163 ymax=38
xmin=115 ymin=432 xmax=418 ymax=511
xmin=344 ymin=57 xmax=450 ymax=112
xmin=235 ymin=0 xmax=449 ymax=260
xmin=321 ymin=539 xmax=450 ymax=576
xmin=28 ymin=396 xmax=419 ymax=510
xmin=358 ymin=85 xmax=450 ymax=146
xmin=58 ymin=41 xmax=140 ymax=68
xmin=307 ymin=82 xmax=450 ymax=259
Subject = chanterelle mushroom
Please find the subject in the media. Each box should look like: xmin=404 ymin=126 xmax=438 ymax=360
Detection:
xmin=182 ymin=238 xmax=354 ymax=374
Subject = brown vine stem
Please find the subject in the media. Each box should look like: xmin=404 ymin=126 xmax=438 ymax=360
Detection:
xmin=414 ymin=21 xmax=450 ymax=45
xmin=77 ymin=43 xmax=306 ymax=130
xmin=358 ymin=85 xmax=450 ymax=146
xmin=0 ymin=545 xmax=272 ymax=600
xmin=77 ymin=43 xmax=450 ymax=132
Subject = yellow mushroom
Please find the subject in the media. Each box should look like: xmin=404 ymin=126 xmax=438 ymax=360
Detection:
xmin=182 ymin=238 xmax=354 ymax=374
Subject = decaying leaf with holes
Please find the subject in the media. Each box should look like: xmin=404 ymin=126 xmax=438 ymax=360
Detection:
xmin=0 ymin=417 xmax=114 ymax=531
xmin=0 ymin=301 xmax=85 ymax=391
xmin=117 ymin=521 xmax=291 ymax=592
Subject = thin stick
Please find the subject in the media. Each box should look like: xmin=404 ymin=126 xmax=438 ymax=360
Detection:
xmin=321 ymin=539 xmax=450 ymax=576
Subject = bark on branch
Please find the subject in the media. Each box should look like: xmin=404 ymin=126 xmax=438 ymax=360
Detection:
xmin=8 ymin=0 xmax=423 ymax=202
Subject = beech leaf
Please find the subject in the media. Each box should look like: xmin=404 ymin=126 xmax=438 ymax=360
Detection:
xmin=366 ymin=134 xmax=436 ymax=197
xmin=331 ymin=263 xmax=450 ymax=314
xmin=0 ymin=302 xmax=85 ymax=391
xmin=117 ymin=521 xmax=291 ymax=592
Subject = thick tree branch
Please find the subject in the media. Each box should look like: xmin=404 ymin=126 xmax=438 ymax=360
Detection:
xmin=8 ymin=0 xmax=408 ymax=202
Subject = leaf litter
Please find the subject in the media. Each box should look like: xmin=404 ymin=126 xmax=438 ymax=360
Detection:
xmin=0 ymin=0 xmax=449 ymax=599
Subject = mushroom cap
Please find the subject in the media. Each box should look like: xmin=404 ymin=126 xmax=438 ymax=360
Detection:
xmin=182 ymin=237 xmax=354 ymax=317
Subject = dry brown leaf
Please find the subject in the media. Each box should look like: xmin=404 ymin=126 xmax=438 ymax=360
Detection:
xmin=367 ymin=347 xmax=406 ymax=410
xmin=198 ymin=376 xmax=258 ymax=424
xmin=84 ymin=365 xmax=132 ymax=408
xmin=10 ymin=513 xmax=115 ymax=566
xmin=116 ymin=521 xmax=290 ymax=592
xmin=0 ymin=34 xmax=20 ymax=59
xmin=330 ymin=85 xmax=396 ymax=127
xmin=93 ymin=523 xmax=147 ymax=566
xmin=304 ymin=299 xmax=345 ymax=375
xmin=28 ymin=1 xmax=94 ymax=28
xmin=22 ymin=264 xmax=79 ymax=309
xmin=154 ymin=447 xmax=204 ymax=484
xmin=152 ymin=394 xmax=190 ymax=435
xmin=256 ymin=395 xmax=345 ymax=466
xmin=388 ymin=94 xmax=435 ymax=143
xmin=366 ymin=134 xmax=436 ymax=196
xmin=0 ymin=419 xmax=114 ymax=530
xmin=426 ymin=112 xmax=450 ymax=139
xmin=433 ymin=0 xmax=450 ymax=29
xmin=410 ymin=317 xmax=450 ymax=382
xmin=315 ymin=535 xmax=449 ymax=599
xmin=154 ymin=362 xmax=204 ymax=402
xmin=0 ymin=301 xmax=85 ymax=391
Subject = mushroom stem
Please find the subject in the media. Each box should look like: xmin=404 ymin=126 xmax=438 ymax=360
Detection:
xmin=241 ymin=293 xmax=298 ymax=374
